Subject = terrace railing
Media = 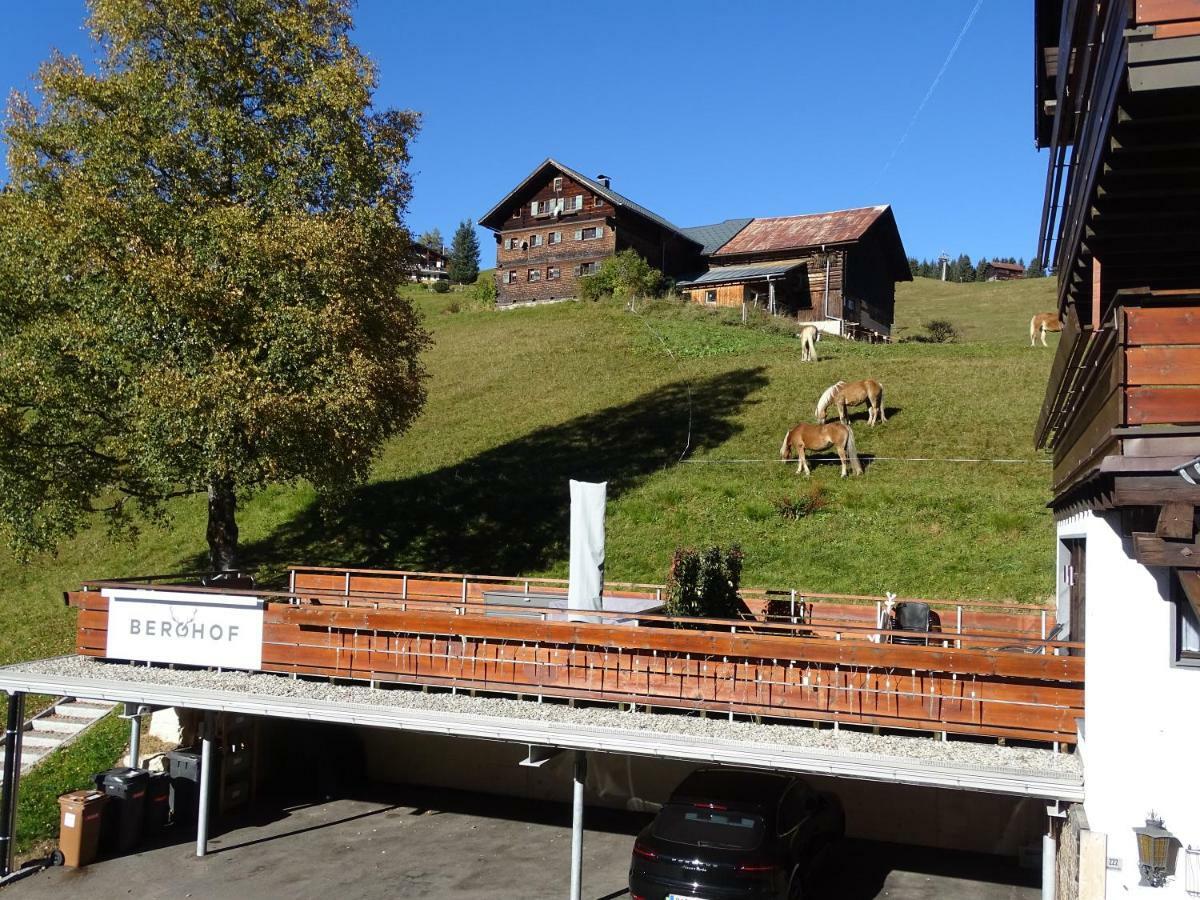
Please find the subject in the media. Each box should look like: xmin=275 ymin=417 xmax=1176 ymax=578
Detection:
xmin=66 ymin=567 xmax=1081 ymax=747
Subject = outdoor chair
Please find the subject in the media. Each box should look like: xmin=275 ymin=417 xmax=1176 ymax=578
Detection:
xmin=889 ymin=601 xmax=931 ymax=645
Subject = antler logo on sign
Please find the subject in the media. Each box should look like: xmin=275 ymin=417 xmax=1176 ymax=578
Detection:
xmin=103 ymin=588 xmax=265 ymax=670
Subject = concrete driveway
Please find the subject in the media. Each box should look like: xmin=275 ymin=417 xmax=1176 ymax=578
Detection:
xmin=8 ymin=784 xmax=1039 ymax=899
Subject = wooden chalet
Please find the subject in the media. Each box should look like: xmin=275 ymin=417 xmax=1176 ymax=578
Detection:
xmin=478 ymin=159 xmax=703 ymax=306
xmin=1034 ymin=0 xmax=1200 ymax=893
xmin=411 ymin=242 xmax=448 ymax=283
xmin=688 ymin=206 xmax=911 ymax=338
xmin=479 ymin=160 xmax=911 ymax=338
xmin=982 ymin=259 xmax=1026 ymax=281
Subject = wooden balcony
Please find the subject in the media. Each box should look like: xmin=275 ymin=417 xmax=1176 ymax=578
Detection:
xmin=67 ymin=567 xmax=1082 ymax=747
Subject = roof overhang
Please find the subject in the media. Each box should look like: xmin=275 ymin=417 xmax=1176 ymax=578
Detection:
xmin=0 ymin=658 xmax=1083 ymax=801
xmin=677 ymin=261 xmax=807 ymax=288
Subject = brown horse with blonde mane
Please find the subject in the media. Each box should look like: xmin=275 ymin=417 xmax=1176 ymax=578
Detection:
xmin=779 ymin=422 xmax=863 ymax=477
xmin=1030 ymin=312 xmax=1062 ymax=346
xmin=816 ymin=380 xmax=886 ymax=426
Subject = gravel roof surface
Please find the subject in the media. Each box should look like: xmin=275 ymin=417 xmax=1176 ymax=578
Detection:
xmin=9 ymin=656 xmax=1080 ymax=780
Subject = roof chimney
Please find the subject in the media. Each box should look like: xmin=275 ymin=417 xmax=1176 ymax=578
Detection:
xmin=596 ymin=173 xmax=610 ymax=188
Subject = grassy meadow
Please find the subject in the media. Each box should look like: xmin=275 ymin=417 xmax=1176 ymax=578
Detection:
xmin=0 ymin=276 xmax=1062 ymax=673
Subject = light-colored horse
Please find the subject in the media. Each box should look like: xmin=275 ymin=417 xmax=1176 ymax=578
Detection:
xmin=779 ymin=422 xmax=863 ymax=477
xmin=1030 ymin=312 xmax=1062 ymax=347
xmin=795 ymin=324 xmax=819 ymax=362
xmin=816 ymin=380 xmax=886 ymax=426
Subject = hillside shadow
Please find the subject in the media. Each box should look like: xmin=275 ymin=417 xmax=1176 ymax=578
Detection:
xmin=226 ymin=368 xmax=768 ymax=576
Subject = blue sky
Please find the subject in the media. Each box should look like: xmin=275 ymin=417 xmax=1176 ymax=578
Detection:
xmin=2 ymin=1 xmax=1042 ymax=263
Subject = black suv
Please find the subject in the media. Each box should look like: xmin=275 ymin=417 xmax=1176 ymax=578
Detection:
xmin=628 ymin=768 xmax=844 ymax=900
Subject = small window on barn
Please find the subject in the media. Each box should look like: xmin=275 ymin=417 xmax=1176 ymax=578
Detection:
xmin=571 ymin=195 xmax=584 ymax=211
xmin=553 ymin=176 xmax=563 ymax=192
xmin=506 ymin=269 xmax=517 ymax=284
xmin=528 ymin=268 xmax=541 ymax=282
xmin=705 ymin=289 xmax=717 ymax=305
xmin=513 ymin=208 xmax=520 ymax=218
xmin=547 ymin=266 xmax=560 ymax=281
xmin=530 ymin=233 xmax=543 ymax=248
xmin=593 ymin=196 xmax=603 ymax=208
xmin=577 ymin=261 xmax=596 ymax=275
xmin=548 ymin=231 xmax=561 ymax=245
xmin=579 ymin=227 xmax=599 ymax=241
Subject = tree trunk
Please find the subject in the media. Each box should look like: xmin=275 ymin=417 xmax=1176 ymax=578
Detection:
xmin=206 ymin=479 xmax=239 ymax=572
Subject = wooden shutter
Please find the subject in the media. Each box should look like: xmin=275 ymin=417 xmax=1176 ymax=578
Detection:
xmin=574 ymin=229 xmax=583 ymax=240
xmin=530 ymin=201 xmax=538 ymax=215
xmin=595 ymin=226 xmax=604 ymax=238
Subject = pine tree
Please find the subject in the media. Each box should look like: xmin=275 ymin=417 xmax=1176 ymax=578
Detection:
xmin=417 ymin=228 xmax=443 ymax=251
xmin=976 ymin=257 xmax=990 ymax=282
xmin=1026 ymin=257 xmax=1046 ymax=278
xmin=448 ymin=219 xmax=480 ymax=284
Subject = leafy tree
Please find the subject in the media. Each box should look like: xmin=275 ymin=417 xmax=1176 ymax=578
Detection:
xmin=417 ymin=228 xmax=443 ymax=251
xmin=579 ymin=249 xmax=663 ymax=301
xmin=470 ymin=271 xmax=497 ymax=307
xmin=0 ymin=0 xmax=429 ymax=569
xmin=665 ymin=545 xmax=744 ymax=621
xmin=447 ymin=219 xmax=480 ymax=284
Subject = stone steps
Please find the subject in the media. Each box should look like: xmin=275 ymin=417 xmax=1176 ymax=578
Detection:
xmin=0 ymin=698 xmax=116 ymax=781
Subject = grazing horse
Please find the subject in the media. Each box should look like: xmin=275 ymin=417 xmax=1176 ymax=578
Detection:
xmin=795 ymin=324 xmax=819 ymax=362
xmin=816 ymin=380 xmax=886 ymax=426
xmin=779 ymin=422 xmax=863 ymax=477
xmin=1030 ymin=312 xmax=1062 ymax=347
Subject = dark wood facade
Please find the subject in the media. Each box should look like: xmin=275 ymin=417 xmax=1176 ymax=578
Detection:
xmin=480 ymin=161 xmax=702 ymax=306
xmin=1035 ymin=0 xmax=1200 ymax=596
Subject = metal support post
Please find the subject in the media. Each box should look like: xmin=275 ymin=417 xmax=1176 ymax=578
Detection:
xmin=129 ymin=716 xmax=142 ymax=770
xmin=0 ymin=692 xmax=26 ymax=877
xmin=569 ymin=750 xmax=587 ymax=900
xmin=196 ymin=712 xmax=214 ymax=858
xmin=1042 ymin=826 xmax=1057 ymax=900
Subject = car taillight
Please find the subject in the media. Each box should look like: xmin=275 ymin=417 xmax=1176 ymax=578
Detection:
xmin=693 ymin=801 xmax=727 ymax=810
xmin=738 ymin=862 xmax=779 ymax=873
xmin=632 ymin=842 xmax=658 ymax=861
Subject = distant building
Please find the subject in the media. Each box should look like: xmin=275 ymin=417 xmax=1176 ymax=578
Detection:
xmin=412 ymin=242 xmax=448 ymax=283
xmin=479 ymin=158 xmax=910 ymax=339
xmin=982 ymin=260 xmax=1025 ymax=281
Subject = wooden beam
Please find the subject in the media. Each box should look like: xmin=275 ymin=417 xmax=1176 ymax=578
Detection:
xmin=1091 ymin=256 xmax=1103 ymax=331
xmin=1133 ymin=532 xmax=1200 ymax=566
xmin=1157 ymin=502 xmax=1196 ymax=539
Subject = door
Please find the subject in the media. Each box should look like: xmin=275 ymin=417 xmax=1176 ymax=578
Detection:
xmin=1065 ymin=538 xmax=1085 ymax=655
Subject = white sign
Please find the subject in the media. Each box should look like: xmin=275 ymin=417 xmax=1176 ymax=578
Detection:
xmin=103 ymin=588 xmax=264 ymax=670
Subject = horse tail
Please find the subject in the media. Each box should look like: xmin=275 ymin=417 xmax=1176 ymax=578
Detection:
xmin=844 ymin=425 xmax=863 ymax=475
xmin=815 ymin=382 xmax=840 ymax=421
xmin=779 ymin=429 xmax=793 ymax=461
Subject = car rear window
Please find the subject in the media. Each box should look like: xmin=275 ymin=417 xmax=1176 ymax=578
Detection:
xmin=652 ymin=805 xmax=765 ymax=850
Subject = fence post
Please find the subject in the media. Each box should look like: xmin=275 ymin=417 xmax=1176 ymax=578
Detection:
xmin=956 ymin=605 xmax=963 ymax=649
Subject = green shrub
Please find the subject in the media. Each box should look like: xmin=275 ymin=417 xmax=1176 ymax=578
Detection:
xmin=432 ymin=279 xmax=450 ymax=294
xmin=443 ymin=300 xmax=460 ymax=314
xmin=470 ymin=272 xmax=497 ymax=307
xmin=578 ymin=249 xmax=662 ymax=302
xmin=923 ymin=318 xmax=959 ymax=343
xmin=665 ymin=544 xmax=743 ymax=621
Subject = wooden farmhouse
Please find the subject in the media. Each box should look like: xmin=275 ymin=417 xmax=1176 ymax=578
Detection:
xmin=982 ymin=259 xmax=1025 ymax=281
xmin=479 ymin=158 xmax=911 ymax=339
xmin=411 ymin=242 xmax=448 ymax=283
xmin=1034 ymin=0 xmax=1200 ymax=893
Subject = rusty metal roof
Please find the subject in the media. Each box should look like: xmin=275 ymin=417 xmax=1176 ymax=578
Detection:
xmin=713 ymin=206 xmax=890 ymax=256
xmin=986 ymin=260 xmax=1026 ymax=272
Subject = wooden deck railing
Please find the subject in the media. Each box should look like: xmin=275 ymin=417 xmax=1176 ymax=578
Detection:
xmin=67 ymin=567 xmax=1081 ymax=746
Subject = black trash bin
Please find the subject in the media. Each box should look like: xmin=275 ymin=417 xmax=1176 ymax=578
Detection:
xmin=92 ymin=767 xmax=149 ymax=854
xmin=144 ymin=772 xmax=171 ymax=832
xmin=166 ymin=749 xmax=216 ymax=826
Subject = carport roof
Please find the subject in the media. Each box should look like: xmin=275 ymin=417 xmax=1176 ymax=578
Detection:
xmin=676 ymin=260 xmax=806 ymax=287
xmin=0 ymin=657 xmax=1083 ymax=802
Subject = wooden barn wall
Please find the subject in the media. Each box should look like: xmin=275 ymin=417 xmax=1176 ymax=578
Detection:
xmin=614 ymin=214 xmax=702 ymax=281
xmin=844 ymin=236 xmax=898 ymax=328
xmin=802 ymin=250 xmax=844 ymax=319
xmin=685 ymin=283 xmax=747 ymax=308
xmin=1124 ymin=303 xmax=1200 ymax=426
xmin=502 ymin=172 xmax=617 ymax=232
xmin=495 ymin=224 xmax=615 ymax=305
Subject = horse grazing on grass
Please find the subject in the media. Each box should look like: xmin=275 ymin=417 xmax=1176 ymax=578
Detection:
xmin=779 ymin=422 xmax=863 ymax=477
xmin=1030 ymin=312 xmax=1062 ymax=347
xmin=795 ymin=324 xmax=819 ymax=362
xmin=816 ymin=380 xmax=886 ymax=426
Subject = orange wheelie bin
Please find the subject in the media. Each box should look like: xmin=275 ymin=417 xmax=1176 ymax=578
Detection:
xmin=56 ymin=790 xmax=108 ymax=867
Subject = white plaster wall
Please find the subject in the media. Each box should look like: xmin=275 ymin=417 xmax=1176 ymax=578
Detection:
xmin=1058 ymin=511 xmax=1200 ymax=896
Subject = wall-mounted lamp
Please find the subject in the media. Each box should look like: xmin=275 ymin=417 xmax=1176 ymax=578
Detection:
xmin=1134 ymin=814 xmax=1176 ymax=888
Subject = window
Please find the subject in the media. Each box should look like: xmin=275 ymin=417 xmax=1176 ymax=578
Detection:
xmin=553 ymin=176 xmax=563 ymax=192
xmin=547 ymin=266 xmax=560 ymax=281
xmin=569 ymin=195 xmax=583 ymax=211
xmin=576 ymin=226 xmax=604 ymax=241
xmin=576 ymin=262 xmax=597 ymax=276
xmin=529 ymin=233 xmax=543 ymax=248
xmin=528 ymin=268 xmax=541 ymax=282
xmin=652 ymin=805 xmax=765 ymax=851
xmin=530 ymin=200 xmax=550 ymax=216
xmin=512 ymin=208 xmax=520 ymax=218
xmin=548 ymin=231 xmax=561 ymax=245
xmin=705 ymin=289 xmax=717 ymax=305
xmin=1176 ymin=579 xmax=1200 ymax=666
xmin=505 ymin=270 xmax=517 ymax=284
xmin=504 ymin=237 xmax=517 ymax=251
xmin=593 ymin=196 xmax=603 ymax=208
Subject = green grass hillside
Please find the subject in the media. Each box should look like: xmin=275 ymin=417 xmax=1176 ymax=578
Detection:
xmin=0 ymin=276 xmax=1061 ymax=671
